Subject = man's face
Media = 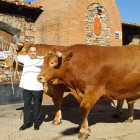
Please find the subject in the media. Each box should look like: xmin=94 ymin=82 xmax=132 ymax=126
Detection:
xmin=28 ymin=47 xmax=38 ymax=59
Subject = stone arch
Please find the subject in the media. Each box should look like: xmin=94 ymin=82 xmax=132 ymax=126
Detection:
xmin=85 ymin=3 xmax=110 ymax=46
xmin=0 ymin=21 xmax=21 ymax=50
xmin=0 ymin=21 xmax=21 ymax=36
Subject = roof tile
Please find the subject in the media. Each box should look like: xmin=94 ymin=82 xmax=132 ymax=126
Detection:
xmin=0 ymin=0 xmax=43 ymax=10
xmin=122 ymin=21 xmax=140 ymax=27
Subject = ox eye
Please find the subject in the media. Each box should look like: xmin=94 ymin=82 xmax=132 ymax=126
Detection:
xmin=50 ymin=61 xmax=54 ymax=65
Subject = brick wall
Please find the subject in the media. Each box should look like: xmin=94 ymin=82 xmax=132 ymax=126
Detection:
xmin=33 ymin=0 xmax=122 ymax=46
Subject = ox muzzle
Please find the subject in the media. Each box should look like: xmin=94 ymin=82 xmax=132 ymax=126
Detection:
xmin=37 ymin=75 xmax=46 ymax=83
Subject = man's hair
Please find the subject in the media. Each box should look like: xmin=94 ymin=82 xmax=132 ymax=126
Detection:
xmin=28 ymin=46 xmax=38 ymax=52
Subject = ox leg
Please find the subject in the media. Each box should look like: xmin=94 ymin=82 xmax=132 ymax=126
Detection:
xmin=52 ymin=84 xmax=66 ymax=125
xmin=125 ymin=101 xmax=134 ymax=123
xmin=52 ymin=94 xmax=63 ymax=125
xmin=78 ymin=101 xmax=92 ymax=139
xmin=112 ymin=99 xmax=124 ymax=118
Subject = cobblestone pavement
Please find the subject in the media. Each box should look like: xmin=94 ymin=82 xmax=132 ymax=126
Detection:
xmin=0 ymin=100 xmax=140 ymax=140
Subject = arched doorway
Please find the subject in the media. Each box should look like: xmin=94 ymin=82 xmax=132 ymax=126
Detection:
xmin=85 ymin=3 xmax=110 ymax=46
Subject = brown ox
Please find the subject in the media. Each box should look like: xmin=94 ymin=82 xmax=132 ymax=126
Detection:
xmin=113 ymin=99 xmax=134 ymax=123
xmin=3 ymin=44 xmax=134 ymax=125
xmin=37 ymin=44 xmax=139 ymax=139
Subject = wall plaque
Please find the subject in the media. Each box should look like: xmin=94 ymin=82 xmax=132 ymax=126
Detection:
xmin=93 ymin=15 xmax=102 ymax=36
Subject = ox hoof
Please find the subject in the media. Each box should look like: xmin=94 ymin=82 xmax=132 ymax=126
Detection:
xmin=52 ymin=120 xmax=62 ymax=125
xmin=112 ymin=114 xmax=119 ymax=118
xmin=78 ymin=128 xmax=91 ymax=139
xmin=125 ymin=119 xmax=133 ymax=123
xmin=78 ymin=132 xmax=90 ymax=139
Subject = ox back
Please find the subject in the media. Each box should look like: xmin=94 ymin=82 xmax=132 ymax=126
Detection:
xmin=60 ymin=44 xmax=140 ymax=102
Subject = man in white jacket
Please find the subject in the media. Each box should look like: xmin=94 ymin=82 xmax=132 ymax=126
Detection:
xmin=11 ymin=43 xmax=44 ymax=131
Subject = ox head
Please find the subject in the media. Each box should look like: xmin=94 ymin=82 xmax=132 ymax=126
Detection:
xmin=1 ymin=35 xmax=23 ymax=68
xmin=37 ymin=49 xmax=73 ymax=84
xmin=3 ymin=43 xmax=34 ymax=68
xmin=2 ymin=42 xmax=23 ymax=68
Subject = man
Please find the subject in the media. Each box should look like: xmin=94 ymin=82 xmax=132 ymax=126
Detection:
xmin=10 ymin=43 xmax=44 ymax=131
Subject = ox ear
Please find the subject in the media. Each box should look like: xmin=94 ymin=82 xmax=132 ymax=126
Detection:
xmin=62 ymin=50 xmax=73 ymax=62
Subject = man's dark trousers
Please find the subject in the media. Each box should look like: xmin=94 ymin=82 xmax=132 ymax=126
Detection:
xmin=23 ymin=89 xmax=43 ymax=124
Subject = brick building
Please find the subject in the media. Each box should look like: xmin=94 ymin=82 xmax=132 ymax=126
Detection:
xmin=32 ymin=0 xmax=122 ymax=46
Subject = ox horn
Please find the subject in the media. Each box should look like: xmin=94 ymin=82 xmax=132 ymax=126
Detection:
xmin=13 ymin=35 xmax=20 ymax=43
xmin=48 ymin=51 xmax=62 ymax=57
xmin=56 ymin=52 xmax=62 ymax=57
xmin=36 ymin=56 xmax=45 ymax=59
xmin=15 ymin=42 xmax=23 ymax=46
xmin=13 ymin=35 xmax=23 ymax=47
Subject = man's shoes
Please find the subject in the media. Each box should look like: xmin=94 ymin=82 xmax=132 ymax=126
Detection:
xmin=34 ymin=122 xmax=40 ymax=130
xmin=19 ymin=123 xmax=31 ymax=130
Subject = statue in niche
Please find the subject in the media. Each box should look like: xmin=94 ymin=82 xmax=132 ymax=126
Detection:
xmin=93 ymin=15 xmax=102 ymax=36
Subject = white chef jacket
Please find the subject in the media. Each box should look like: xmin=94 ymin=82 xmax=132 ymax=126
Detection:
xmin=17 ymin=55 xmax=44 ymax=91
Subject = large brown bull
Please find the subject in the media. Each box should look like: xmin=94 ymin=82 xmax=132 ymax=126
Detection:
xmin=3 ymin=43 xmax=135 ymax=127
xmin=3 ymin=43 xmax=135 ymax=124
xmin=37 ymin=44 xmax=140 ymax=139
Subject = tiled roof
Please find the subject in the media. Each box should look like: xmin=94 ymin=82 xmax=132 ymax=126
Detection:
xmin=0 ymin=0 xmax=44 ymax=10
xmin=122 ymin=21 xmax=140 ymax=27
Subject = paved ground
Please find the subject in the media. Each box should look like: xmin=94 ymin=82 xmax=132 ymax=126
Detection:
xmin=0 ymin=100 xmax=140 ymax=140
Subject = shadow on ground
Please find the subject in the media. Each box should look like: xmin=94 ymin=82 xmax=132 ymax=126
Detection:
xmin=16 ymin=103 xmax=140 ymax=127
xmin=15 ymin=103 xmax=140 ymax=139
